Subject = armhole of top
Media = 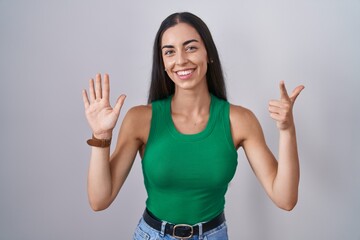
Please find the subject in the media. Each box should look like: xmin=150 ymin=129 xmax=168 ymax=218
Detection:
xmin=142 ymin=101 xmax=158 ymax=160
xmin=223 ymin=102 xmax=237 ymax=152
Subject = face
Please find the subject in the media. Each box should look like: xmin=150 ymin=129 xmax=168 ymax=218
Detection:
xmin=161 ymin=23 xmax=208 ymax=91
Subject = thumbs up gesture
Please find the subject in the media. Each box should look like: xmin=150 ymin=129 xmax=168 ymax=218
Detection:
xmin=268 ymin=81 xmax=304 ymax=131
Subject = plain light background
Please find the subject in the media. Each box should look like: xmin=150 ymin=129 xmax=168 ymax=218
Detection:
xmin=1 ymin=0 xmax=359 ymax=239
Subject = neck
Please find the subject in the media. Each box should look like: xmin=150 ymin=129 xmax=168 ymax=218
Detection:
xmin=172 ymin=88 xmax=211 ymax=115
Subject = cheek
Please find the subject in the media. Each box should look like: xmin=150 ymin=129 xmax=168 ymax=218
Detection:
xmin=190 ymin=52 xmax=208 ymax=67
xmin=195 ymin=55 xmax=208 ymax=72
xmin=163 ymin=58 xmax=175 ymax=70
xmin=198 ymin=63 xmax=208 ymax=77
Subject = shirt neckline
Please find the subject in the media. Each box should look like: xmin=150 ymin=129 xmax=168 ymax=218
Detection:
xmin=165 ymin=94 xmax=217 ymax=141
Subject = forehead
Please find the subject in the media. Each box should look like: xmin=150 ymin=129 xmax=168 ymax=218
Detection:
xmin=161 ymin=22 xmax=203 ymax=46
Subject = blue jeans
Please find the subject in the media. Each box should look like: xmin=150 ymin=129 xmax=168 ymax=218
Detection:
xmin=133 ymin=217 xmax=228 ymax=240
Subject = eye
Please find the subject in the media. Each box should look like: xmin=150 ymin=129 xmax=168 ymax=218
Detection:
xmin=163 ymin=50 xmax=175 ymax=56
xmin=186 ymin=46 xmax=198 ymax=52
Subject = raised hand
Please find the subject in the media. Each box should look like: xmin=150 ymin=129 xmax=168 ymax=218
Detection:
xmin=268 ymin=81 xmax=304 ymax=130
xmin=82 ymin=73 xmax=126 ymax=139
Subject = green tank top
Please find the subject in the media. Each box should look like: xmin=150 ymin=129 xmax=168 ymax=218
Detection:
xmin=142 ymin=94 xmax=238 ymax=225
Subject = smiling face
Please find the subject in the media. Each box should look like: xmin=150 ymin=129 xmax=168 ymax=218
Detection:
xmin=161 ymin=23 xmax=209 ymax=92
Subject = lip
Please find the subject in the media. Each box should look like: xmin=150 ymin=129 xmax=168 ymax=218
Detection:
xmin=175 ymin=68 xmax=195 ymax=80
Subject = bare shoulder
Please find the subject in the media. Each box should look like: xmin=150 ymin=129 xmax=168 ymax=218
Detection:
xmin=125 ymin=104 xmax=152 ymax=120
xmin=230 ymin=104 xmax=259 ymax=128
xmin=229 ymin=104 xmax=262 ymax=148
xmin=230 ymin=104 xmax=255 ymax=120
xmin=119 ymin=104 xmax=152 ymax=144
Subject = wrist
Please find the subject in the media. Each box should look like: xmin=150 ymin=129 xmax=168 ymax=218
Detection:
xmin=93 ymin=131 xmax=112 ymax=140
xmin=87 ymin=134 xmax=112 ymax=148
xmin=279 ymin=125 xmax=296 ymax=136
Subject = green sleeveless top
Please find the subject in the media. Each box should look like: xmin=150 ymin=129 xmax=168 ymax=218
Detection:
xmin=142 ymin=94 xmax=238 ymax=225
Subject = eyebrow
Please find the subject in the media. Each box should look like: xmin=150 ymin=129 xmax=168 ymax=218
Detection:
xmin=161 ymin=39 xmax=199 ymax=49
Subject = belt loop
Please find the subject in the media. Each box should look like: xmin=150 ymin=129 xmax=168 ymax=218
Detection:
xmin=159 ymin=221 xmax=167 ymax=237
xmin=198 ymin=222 xmax=204 ymax=240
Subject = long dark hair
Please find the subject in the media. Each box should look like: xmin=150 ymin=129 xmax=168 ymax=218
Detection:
xmin=148 ymin=12 xmax=227 ymax=103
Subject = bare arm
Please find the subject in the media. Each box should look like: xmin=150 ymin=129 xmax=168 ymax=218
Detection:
xmin=87 ymin=109 xmax=144 ymax=211
xmin=82 ymin=74 xmax=150 ymax=211
xmin=231 ymin=81 xmax=304 ymax=210
xmin=268 ymin=81 xmax=304 ymax=209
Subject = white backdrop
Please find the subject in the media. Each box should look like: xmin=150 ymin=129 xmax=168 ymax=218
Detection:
xmin=0 ymin=0 xmax=359 ymax=239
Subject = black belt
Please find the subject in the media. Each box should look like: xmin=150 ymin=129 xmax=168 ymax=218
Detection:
xmin=143 ymin=209 xmax=225 ymax=239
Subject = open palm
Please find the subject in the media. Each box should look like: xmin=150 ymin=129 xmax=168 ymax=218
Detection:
xmin=82 ymin=74 xmax=126 ymax=139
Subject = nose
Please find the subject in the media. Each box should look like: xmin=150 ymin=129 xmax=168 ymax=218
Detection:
xmin=175 ymin=51 xmax=188 ymax=65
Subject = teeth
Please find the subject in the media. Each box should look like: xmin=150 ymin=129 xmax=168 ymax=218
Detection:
xmin=177 ymin=70 xmax=193 ymax=76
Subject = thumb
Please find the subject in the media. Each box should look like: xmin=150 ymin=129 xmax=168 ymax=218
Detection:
xmin=113 ymin=94 xmax=127 ymax=115
xmin=290 ymin=85 xmax=305 ymax=103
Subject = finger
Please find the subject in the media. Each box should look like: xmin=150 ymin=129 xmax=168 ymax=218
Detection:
xmin=279 ymin=81 xmax=290 ymax=101
xmin=270 ymin=99 xmax=291 ymax=107
xmin=269 ymin=110 xmax=290 ymax=123
xmin=103 ymin=73 xmax=110 ymax=101
xmin=95 ymin=73 xmax=102 ymax=99
xmin=113 ymin=95 xmax=127 ymax=115
xmin=269 ymin=112 xmax=282 ymax=121
xmin=269 ymin=99 xmax=283 ymax=108
xmin=268 ymin=105 xmax=281 ymax=114
xmin=290 ymin=85 xmax=305 ymax=103
xmin=82 ymin=89 xmax=90 ymax=108
xmin=89 ymin=78 xmax=96 ymax=102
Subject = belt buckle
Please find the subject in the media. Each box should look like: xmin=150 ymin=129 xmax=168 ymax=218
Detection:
xmin=172 ymin=224 xmax=193 ymax=239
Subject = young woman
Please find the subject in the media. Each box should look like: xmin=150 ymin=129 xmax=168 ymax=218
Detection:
xmin=82 ymin=12 xmax=304 ymax=240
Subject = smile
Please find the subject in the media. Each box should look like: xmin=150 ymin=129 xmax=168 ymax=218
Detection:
xmin=176 ymin=69 xmax=195 ymax=79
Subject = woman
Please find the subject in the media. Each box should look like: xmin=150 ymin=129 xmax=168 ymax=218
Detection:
xmin=82 ymin=12 xmax=304 ymax=240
